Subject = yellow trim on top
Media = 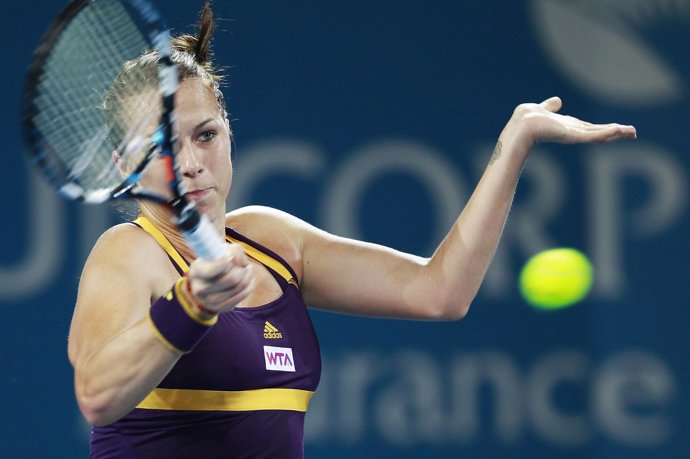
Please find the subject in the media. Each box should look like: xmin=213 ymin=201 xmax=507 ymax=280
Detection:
xmin=134 ymin=216 xmax=190 ymax=272
xmin=133 ymin=216 xmax=297 ymax=287
xmin=136 ymin=387 xmax=314 ymax=412
xmin=225 ymin=235 xmax=298 ymax=287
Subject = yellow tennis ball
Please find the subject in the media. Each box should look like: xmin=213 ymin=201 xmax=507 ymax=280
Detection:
xmin=519 ymin=248 xmax=594 ymax=310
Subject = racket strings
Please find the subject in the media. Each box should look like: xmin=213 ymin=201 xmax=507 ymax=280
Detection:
xmin=31 ymin=0 xmax=161 ymax=196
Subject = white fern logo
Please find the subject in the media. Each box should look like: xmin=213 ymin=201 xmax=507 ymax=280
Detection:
xmin=529 ymin=0 xmax=690 ymax=107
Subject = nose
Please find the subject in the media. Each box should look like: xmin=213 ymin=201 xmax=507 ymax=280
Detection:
xmin=177 ymin=144 xmax=203 ymax=177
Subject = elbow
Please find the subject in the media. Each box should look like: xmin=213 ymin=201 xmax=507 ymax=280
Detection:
xmin=79 ymin=397 xmax=126 ymax=427
xmin=75 ymin=381 xmax=123 ymax=426
xmin=77 ymin=392 xmax=114 ymax=426
xmin=431 ymin=282 xmax=481 ymax=320
xmin=438 ymin=302 xmax=471 ymax=321
xmin=429 ymin=297 xmax=472 ymax=321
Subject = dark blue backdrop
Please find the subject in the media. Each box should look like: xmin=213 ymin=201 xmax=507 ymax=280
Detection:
xmin=2 ymin=1 xmax=689 ymax=458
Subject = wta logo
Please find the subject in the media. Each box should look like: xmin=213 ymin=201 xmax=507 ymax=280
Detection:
xmin=264 ymin=346 xmax=296 ymax=372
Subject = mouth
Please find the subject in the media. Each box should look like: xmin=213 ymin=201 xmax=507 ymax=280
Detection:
xmin=184 ymin=187 xmax=212 ymax=202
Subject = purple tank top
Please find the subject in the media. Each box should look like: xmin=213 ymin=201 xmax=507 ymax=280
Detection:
xmin=89 ymin=219 xmax=322 ymax=458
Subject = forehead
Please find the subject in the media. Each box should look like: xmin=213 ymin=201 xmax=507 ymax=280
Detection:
xmin=118 ymin=79 xmax=220 ymax=134
xmin=175 ymin=79 xmax=220 ymax=117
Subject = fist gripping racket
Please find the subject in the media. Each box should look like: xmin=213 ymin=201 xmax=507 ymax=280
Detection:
xmin=22 ymin=0 xmax=226 ymax=260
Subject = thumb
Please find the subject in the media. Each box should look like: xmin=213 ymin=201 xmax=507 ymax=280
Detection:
xmin=540 ymin=96 xmax=562 ymax=113
xmin=227 ymin=243 xmax=249 ymax=267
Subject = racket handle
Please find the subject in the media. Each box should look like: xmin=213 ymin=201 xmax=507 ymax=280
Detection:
xmin=176 ymin=210 xmax=227 ymax=260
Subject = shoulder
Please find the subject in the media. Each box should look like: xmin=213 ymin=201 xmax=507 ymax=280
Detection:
xmin=90 ymin=222 xmax=168 ymax=265
xmin=227 ymin=205 xmax=308 ymax=232
xmin=225 ymin=206 xmax=322 ymax=238
xmin=81 ymin=222 xmax=177 ymax=298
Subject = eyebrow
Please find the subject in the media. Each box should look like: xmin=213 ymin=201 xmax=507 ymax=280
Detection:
xmin=193 ymin=118 xmax=216 ymax=131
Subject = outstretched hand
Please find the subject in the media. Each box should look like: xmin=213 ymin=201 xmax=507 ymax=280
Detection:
xmin=507 ymin=97 xmax=636 ymax=149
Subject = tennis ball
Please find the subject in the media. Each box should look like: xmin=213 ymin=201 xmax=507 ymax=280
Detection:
xmin=519 ymin=248 xmax=593 ymax=310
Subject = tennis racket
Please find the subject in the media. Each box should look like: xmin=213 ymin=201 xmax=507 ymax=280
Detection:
xmin=22 ymin=0 xmax=226 ymax=260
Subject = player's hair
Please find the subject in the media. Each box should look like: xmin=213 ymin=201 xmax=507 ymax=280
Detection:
xmin=103 ymin=0 xmax=227 ymax=148
xmin=170 ymin=0 xmax=227 ymax=119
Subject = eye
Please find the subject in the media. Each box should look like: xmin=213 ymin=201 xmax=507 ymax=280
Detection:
xmin=198 ymin=130 xmax=217 ymax=142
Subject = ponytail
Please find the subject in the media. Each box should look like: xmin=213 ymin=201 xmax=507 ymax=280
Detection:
xmin=172 ymin=0 xmax=222 ymax=83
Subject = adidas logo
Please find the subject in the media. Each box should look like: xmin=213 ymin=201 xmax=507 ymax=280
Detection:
xmin=263 ymin=321 xmax=283 ymax=339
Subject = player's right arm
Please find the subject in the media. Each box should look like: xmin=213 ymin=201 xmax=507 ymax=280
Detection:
xmin=68 ymin=224 xmax=183 ymax=426
xmin=69 ymin=222 xmax=253 ymax=426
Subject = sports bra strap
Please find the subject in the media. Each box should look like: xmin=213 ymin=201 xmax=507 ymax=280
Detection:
xmin=225 ymin=234 xmax=298 ymax=288
xmin=133 ymin=216 xmax=190 ymax=272
xmin=132 ymin=217 xmax=298 ymax=289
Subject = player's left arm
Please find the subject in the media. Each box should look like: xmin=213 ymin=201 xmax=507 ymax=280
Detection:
xmin=293 ymin=98 xmax=635 ymax=320
xmin=263 ymin=98 xmax=636 ymax=320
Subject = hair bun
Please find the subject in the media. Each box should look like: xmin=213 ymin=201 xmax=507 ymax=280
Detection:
xmin=171 ymin=0 xmax=215 ymax=69
xmin=194 ymin=0 xmax=215 ymax=65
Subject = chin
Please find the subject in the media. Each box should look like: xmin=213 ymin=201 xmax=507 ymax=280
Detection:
xmin=194 ymin=200 xmax=224 ymax=224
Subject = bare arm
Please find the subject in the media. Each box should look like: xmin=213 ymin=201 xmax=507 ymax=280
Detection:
xmin=68 ymin=225 xmax=181 ymax=425
xmin=298 ymin=97 xmax=636 ymax=319
xmin=68 ymin=224 xmax=252 ymax=426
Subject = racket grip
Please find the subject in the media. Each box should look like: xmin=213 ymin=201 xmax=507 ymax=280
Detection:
xmin=177 ymin=212 xmax=227 ymax=260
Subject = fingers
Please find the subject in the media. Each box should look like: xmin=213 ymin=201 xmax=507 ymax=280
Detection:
xmin=594 ymin=124 xmax=637 ymax=142
xmin=197 ymin=264 xmax=255 ymax=310
xmin=529 ymin=96 xmax=637 ymax=144
xmin=569 ymin=122 xmax=637 ymax=143
xmin=187 ymin=244 xmax=255 ymax=313
xmin=570 ymin=119 xmax=626 ymax=136
xmin=534 ymin=96 xmax=636 ymax=140
xmin=229 ymin=244 xmax=250 ymax=267
xmin=191 ymin=244 xmax=248 ymax=281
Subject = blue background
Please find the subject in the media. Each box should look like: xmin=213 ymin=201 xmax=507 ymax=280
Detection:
xmin=2 ymin=1 xmax=689 ymax=458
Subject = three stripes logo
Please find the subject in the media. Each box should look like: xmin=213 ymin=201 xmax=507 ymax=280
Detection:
xmin=264 ymin=321 xmax=283 ymax=339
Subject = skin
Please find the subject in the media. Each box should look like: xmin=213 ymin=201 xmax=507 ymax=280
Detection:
xmin=68 ymin=81 xmax=636 ymax=426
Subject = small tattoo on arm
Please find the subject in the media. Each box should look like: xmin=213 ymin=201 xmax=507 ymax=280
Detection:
xmin=490 ymin=141 xmax=502 ymax=165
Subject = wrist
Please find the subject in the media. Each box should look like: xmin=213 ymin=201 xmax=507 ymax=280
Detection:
xmin=181 ymin=273 xmax=217 ymax=320
xmin=497 ymin=119 xmax=533 ymax=162
xmin=148 ymin=278 xmax=218 ymax=354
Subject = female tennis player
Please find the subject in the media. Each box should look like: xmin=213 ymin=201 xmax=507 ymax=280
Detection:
xmin=67 ymin=2 xmax=636 ymax=458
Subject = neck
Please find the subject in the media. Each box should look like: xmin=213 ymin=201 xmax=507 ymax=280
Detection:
xmin=138 ymin=202 xmax=225 ymax=262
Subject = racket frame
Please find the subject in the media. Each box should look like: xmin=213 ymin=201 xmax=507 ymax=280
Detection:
xmin=22 ymin=0 xmax=227 ymax=259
